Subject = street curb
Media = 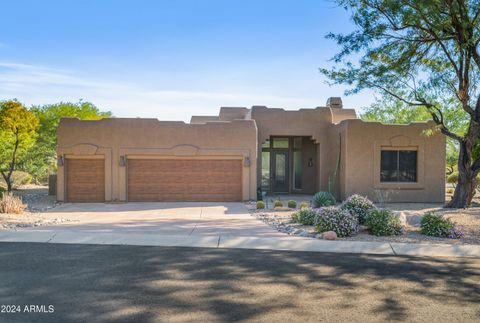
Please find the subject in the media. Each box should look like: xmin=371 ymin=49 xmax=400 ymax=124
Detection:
xmin=0 ymin=230 xmax=479 ymax=258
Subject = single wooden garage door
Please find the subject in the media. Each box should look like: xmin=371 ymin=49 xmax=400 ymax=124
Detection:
xmin=66 ymin=159 xmax=105 ymax=202
xmin=127 ymin=159 xmax=242 ymax=202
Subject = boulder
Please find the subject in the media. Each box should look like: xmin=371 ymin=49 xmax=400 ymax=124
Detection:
xmin=322 ymin=231 xmax=337 ymax=240
xmin=395 ymin=211 xmax=422 ymax=227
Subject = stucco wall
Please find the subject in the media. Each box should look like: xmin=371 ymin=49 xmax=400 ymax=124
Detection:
xmin=57 ymin=118 xmax=258 ymax=202
xmin=299 ymin=137 xmax=318 ymax=194
xmin=340 ymin=119 xmax=445 ymax=203
xmin=190 ymin=116 xmax=220 ymax=123
xmin=251 ymin=105 xmax=357 ymax=192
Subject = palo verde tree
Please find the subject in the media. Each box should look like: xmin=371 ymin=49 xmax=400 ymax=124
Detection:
xmin=321 ymin=0 xmax=480 ymax=208
xmin=0 ymin=100 xmax=39 ymax=191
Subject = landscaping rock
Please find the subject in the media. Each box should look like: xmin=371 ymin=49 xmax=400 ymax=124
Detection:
xmin=396 ymin=211 xmax=423 ymax=227
xmin=322 ymin=231 xmax=337 ymax=240
xmin=315 ymin=233 xmax=323 ymax=239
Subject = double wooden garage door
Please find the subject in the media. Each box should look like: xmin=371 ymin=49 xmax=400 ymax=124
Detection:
xmin=127 ymin=159 xmax=242 ymax=202
xmin=65 ymin=158 xmax=242 ymax=202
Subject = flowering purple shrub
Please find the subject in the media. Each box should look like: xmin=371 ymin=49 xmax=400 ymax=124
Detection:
xmin=341 ymin=194 xmax=375 ymax=224
xmin=448 ymin=227 xmax=465 ymax=239
xmin=313 ymin=206 xmax=359 ymax=237
xmin=421 ymin=212 xmax=463 ymax=239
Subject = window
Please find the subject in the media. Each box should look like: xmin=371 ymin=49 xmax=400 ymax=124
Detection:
xmin=261 ymin=151 xmax=270 ymax=190
xmin=293 ymin=137 xmax=302 ymax=189
xmin=380 ymin=150 xmax=417 ymax=182
xmin=272 ymin=138 xmax=289 ymax=148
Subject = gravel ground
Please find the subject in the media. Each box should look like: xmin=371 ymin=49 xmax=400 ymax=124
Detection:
xmin=247 ymin=202 xmax=480 ymax=245
xmin=0 ymin=185 xmax=71 ymax=230
xmin=12 ymin=185 xmax=58 ymax=212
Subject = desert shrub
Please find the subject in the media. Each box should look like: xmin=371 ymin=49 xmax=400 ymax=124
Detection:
xmin=11 ymin=171 xmax=33 ymax=188
xmin=365 ymin=208 xmax=403 ymax=236
xmin=420 ymin=212 xmax=463 ymax=239
xmin=313 ymin=206 xmax=359 ymax=237
xmin=287 ymin=200 xmax=297 ymax=208
xmin=446 ymin=172 xmax=458 ymax=185
xmin=313 ymin=191 xmax=336 ymax=207
xmin=341 ymin=194 xmax=375 ymax=224
xmin=293 ymin=207 xmax=316 ymax=225
xmin=256 ymin=200 xmax=265 ymax=209
xmin=274 ymin=200 xmax=283 ymax=207
xmin=0 ymin=187 xmax=5 ymax=197
xmin=0 ymin=192 xmax=27 ymax=214
xmin=446 ymin=188 xmax=454 ymax=194
xmin=299 ymin=201 xmax=310 ymax=209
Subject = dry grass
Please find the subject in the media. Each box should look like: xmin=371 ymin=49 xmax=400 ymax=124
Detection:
xmin=0 ymin=192 xmax=27 ymax=214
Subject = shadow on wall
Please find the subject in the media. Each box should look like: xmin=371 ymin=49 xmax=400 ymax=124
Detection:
xmin=0 ymin=243 xmax=479 ymax=322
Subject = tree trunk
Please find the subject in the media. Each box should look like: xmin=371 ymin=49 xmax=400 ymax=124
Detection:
xmin=446 ymin=139 xmax=477 ymax=208
xmin=5 ymin=177 xmax=12 ymax=192
xmin=0 ymin=172 xmax=12 ymax=192
xmin=447 ymin=175 xmax=476 ymax=208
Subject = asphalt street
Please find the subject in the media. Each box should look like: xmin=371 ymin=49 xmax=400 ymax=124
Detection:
xmin=0 ymin=242 xmax=479 ymax=322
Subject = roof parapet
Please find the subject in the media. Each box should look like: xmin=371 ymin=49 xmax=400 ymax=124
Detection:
xmin=326 ymin=97 xmax=343 ymax=109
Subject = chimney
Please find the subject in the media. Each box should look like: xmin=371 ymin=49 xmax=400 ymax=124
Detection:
xmin=326 ymin=97 xmax=343 ymax=109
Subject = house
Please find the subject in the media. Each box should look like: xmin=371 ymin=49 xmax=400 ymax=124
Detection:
xmin=56 ymin=97 xmax=445 ymax=203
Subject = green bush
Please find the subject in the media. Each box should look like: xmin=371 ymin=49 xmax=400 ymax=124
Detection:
xmin=341 ymin=194 xmax=375 ymax=224
xmin=299 ymin=201 xmax=310 ymax=209
xmin=293 ymin=207 xmax=316 ymax=225
xmin=446 ymin=172 xmax=458 ymax=184
xmin=313 ymin=191 xmax=336 ymax=208
xmin=287 ymin=200 xmax=297 ymax=208
xmin=11 ymin=171 xmax=33 ymax=188
xmin=365 ymin=208 xmax=403 ymax=236
xmin=256 ymin=200 xmax=265 ymax=209
xmin=313 ymin=206 xmax=359 ymax=237
xmin=0 ymin=187 xmax=5 ymax=198
xmin=274 ymin=200 xmax=283 ymax=207
xmin=420 ymin=212 xmax=455 ymax=238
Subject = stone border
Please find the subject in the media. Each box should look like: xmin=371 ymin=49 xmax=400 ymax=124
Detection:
xmin=253 ymin=213 xmax=320 ymax=238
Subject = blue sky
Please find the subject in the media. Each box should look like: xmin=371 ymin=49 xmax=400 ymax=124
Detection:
xmin=0 ymin=0 xmax=375 ymax=121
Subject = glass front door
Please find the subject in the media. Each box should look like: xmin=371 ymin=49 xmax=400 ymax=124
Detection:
xmin=272 ymin=150 xmax=289 ymax=192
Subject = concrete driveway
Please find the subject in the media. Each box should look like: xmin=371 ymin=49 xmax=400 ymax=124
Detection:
xmin=37 ymin=202 xmax=283 ymax=237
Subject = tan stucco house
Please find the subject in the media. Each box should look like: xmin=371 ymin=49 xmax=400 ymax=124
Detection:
xmin=56 ymin=97 xmax=445 ymax=203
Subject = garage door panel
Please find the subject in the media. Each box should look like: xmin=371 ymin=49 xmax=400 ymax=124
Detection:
xmin=127 ymin=159 xmax=242 ymax=202
xmin=66 ymin=159 xmax=105 ymax=202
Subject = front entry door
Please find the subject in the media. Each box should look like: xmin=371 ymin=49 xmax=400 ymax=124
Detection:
xmin=272 ymin=151 xmax=289 ymax=192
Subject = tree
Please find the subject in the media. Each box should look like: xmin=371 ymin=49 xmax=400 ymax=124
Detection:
xmin=0 ymin=100 xmax=39 ymax=191
xmin=20 ymin=101 xmax=112 ymax=182
xmin=321 ymin=0 xmax=480 ymax=208
xmin=361 ymin=96 xmax=432 ymax=124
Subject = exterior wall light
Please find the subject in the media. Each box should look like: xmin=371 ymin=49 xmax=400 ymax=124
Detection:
xmin=57 ymin=156 xmax=64 ymax=166
xmin=244 ymin=157 xmax=251 ymax=167
xmin=119 ymin=156 xmax=126 ymax=167
xmin=308 ymin=158 xmax=314 ymax=167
